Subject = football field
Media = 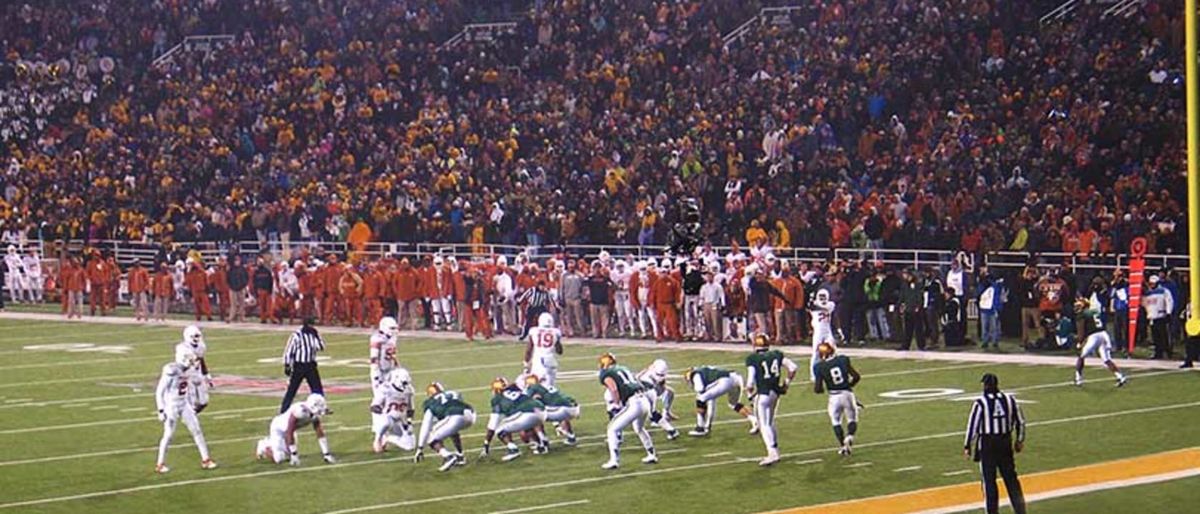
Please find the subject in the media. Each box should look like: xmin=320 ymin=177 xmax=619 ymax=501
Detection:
xmin=0 ymin=315 xmax=1197 ymax=514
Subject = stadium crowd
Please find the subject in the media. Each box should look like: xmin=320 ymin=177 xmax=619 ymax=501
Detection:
xmin=0 ymin=0 xmax=1196 ymax=362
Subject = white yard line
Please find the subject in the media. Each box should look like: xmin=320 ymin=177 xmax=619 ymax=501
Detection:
xmin=487 ymin=500 xmax=591 ymax=514
xmin=703 ymin=451 xmax=732 ymax=458
xmin=917 ymin=468 xmax=1200 ymax=514
xmin=1 ymin=311 xmax=1182 ymax=370
xmin=894 ymin=465 xmax=923 ymax=472
xmin=941 ymin=470 xmax=973 ymax=476
xmin=795 ymin=458 xmax=823 ymax=465
xmin=89 ymin=405 xmax=120 ymax=411
xmin=119 ymin=407 xmax=145 ymax=413
xmin=0 ymin=393 xmax=150 ymax=410
xmin=2 ymin=399 xmax=32 ymax=404
xmin=845 ymin=462 xmax=873 ymax=468
xmin=2 ymin=391 xmax=1197 ymax=510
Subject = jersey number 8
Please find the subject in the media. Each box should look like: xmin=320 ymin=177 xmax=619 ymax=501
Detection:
xmin=829 ymin=367 xmax=845 ymax=385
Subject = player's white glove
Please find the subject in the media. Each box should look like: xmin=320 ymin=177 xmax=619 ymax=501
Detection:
xmin=289 ymin=454 xmax=301 ymax=466
xmin=205 ymin=374 xmax=214 ymax=388
xmin=322 ymin=453 xmax=337 ymax=464
xmin=479 ymin=444 xmax=490 ymax=458
xmin=157 ymin=409 xmax=166 ymax=422
xmin=413 ymin=449 xmax=424 ymax=463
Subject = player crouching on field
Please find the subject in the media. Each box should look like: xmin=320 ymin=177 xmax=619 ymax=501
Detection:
xmin=155 ymin=347 xmax=217 ymax=473
xmin=256 ymin=394 xmax=335 ymax=466
xmin=1073 ymin=296 xmax=1129 ymax=388
xmin=522 ymin=373 xmax=580 ymax=445
xmin=684 ymin=365 xmax=758 ymax=437
xmin=598 ymin=352 xmax=659 ymax=469
xmin=813 ymin=342 xmax=862 ymax=455
xmin=637 ymin=358 xmax=681 ymax=440
xmin=481 ymin=377 xmax=549 ymax=462
xmin=745 ymin=333 xmax=798 ymax=466
xmin=370 ymin=367 xmax=416 ymax=453
xmin=414 ymin=382 xmax=475 ymax=471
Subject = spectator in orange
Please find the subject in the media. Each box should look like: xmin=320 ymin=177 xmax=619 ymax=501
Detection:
xmin=309 ymin=260 xmax=326 ymax=322
xmin=321 ymin=254 xmax=342 ymax=324
xmin=463 ymin=265 xmax=493 ymax=341
xmin=64 ymin=256 xmax=86 ymax=319
xmin=394 ymin=258 xmax=421 ymax=330
xmin=127 ymin=259 xmax=151 ymax=321
xmin=296 ymin=262 xmax=316 ymax=320
xmin=339 ymin=263 xmax=365 ymax=326
xmin=186 ymin=260 xmax=213 ymax=321
xmin=152 ymin=262 xmax=173 ymax=321
xmin=449 ymin=258 xmax=468 ymax=331
xmin=106 ymin=255 xmax=120 ymax=312
xmin=363 ymin=262 xmax=384 ymax=327
xmin=651 ymin=266 xmax=682 ymax=342
xmin=86 ymin=253 xmax=109 ymax=316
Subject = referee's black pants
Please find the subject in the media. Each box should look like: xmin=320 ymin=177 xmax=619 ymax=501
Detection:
xmin=977 ymin=435 xmax=1026 ymax=514
xmin=280 ymin=362 xmax=324 ymax=413
xmin=521 ymin=305 xmax=547 ymax=340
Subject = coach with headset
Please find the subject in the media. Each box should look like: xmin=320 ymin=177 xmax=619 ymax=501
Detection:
xmin=963 ymin=372 xmax=1027 ymax=514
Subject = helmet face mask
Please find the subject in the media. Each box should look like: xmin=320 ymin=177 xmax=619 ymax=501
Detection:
xmin=426 ymin=382 xmax=444 ymax=397
xmin=751 ymin=333 xmax=770 ymax=349
xmin=389 ymin=369 xmax=412 ymax=392
xmin=818 ymin=342 xmax=836 ymax=360
xmin=598 ymin=352 xmax=617 ymax=369
xmin=524 ymin=374 xmax=540 ymax=387
xmin=304 ymin=394 xmax=328 ymax=416
xmin=650 ymin=358 xmax=669 ymax=376
xmin=490 ymin=377 xmax=509 ymax=394
xmin=183 ymin=325 xmax=203 ymax=346
xmin=537 ymin=312 xmax=554 ymax=328
xmin=378 ymin=316 xmax=399 ymax=337
xmin=175 ymin=347 xmax=198 ymax=368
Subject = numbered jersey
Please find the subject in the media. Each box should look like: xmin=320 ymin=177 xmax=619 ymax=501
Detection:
xmin=525 ymin=383 xmax=577 ymax=407
xmin=1079 ymin=294 xmax=1106 ymax=335
xmin=369 ymin=331 xmax=398 ymax=375
xmin=814 ymin=355 xmax=854 ymax=392
xmin=811 ymin=290 xmax=835 ymax=331
xmin=746 ymin=350 xmax=789 ymax=394
xmin=526 ymin=326 xmax=562 ymax=367
xmin=273 ymin=403 xmax=320 ymax=433
xmin=490 ymin=386 xmax=543 ymax=415
xmin=422 ymin=390 xmax=471 ymax=420
xmin=155 ymin=363 xmax=192 ymax=408
xmin=372 ymin=382 xmax=414 ymax=419
xmin=637 ymin=368 xmax=667 ymax=389
xmin=175 ymin=340 xmax=207 ymax=361
xmin=599 ymin=365 xmax=646 ymax=403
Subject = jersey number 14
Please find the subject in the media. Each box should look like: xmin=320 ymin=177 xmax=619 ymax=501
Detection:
xmin=760 ymin=359 xmax=780 ymax=380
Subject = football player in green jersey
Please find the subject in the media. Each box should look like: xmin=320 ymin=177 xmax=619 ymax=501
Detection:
xmin=744 ymin=333 xmax=798 ymax=466
xmin=481 ymin=377 xmax=549 ymax=462
xmin=414 ymin=382 xmax=475 ymax=471
xmin=598 ymin=352 xmax=658 ymax=469
xmin=1073 ymin=296 xmax=1128 ymax=387
xmin=813 ymin=342 xmax=862 ymax=455
xmin=523 ymin=374 xmax=580 ymax=445
xmin=683 ymin=365 xmax=757 ymax=436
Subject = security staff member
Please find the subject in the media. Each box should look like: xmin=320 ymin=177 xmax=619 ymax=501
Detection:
xmin=280 ymin=318 xmax=326 ymax=413
xmin=963 ymin=373 xmax=1027 ymax=514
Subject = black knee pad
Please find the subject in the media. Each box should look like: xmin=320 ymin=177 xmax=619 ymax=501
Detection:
xmin=695 ymin=400 xmax=706 ymax=410
xmin=733 ymin=402 xmax=745 ymax=412
xmin=649 ymin=411 xmax=662 ymax=423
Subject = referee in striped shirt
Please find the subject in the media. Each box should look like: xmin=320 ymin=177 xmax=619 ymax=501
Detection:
xmin=517 ymin=279 xmax=554 ymax=340
xmin=280 ymin=318 xmax=326 ymax=413
xmin=963 ymin=373 xmax=1027 ymax=514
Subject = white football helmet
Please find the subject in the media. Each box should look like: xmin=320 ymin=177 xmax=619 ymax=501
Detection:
xmin=304 ymin=394 xmax=328 ymax=416
xmin=649 ymin=358 xmax=669 ymax=377
xmin=183 ymin=325 xmax=204 ymax=347
xmin=378 ymin=316 xmax=399 ymax=337
xmin=175 ymin=347 xmax=198 ymax=368
xmin=432 ymin=255 xmax=444 ymax=266
xmin=388 ymin=368 xmax=412 ymax=392
xmin=537 ymin=312 xmax=555 ymax=328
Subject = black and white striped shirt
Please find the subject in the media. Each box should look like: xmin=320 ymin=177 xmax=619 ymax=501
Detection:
xmin=519 ymin=288 xmax=552 ymax=310
xmin=283 ymin=328 xmax=325 ymax=365
xmin=964 ymin=391 xmax=1025 ymax=449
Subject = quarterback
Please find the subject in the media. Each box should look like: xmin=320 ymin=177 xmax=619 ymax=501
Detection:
xmin=523 ymin=374 xmax=580 ymax=445
xmin=598 ymin=352 xmax=658 ymax=469
xmin=481 ymin=377 xmax=549 ymax=462
xmin=745 ymin=333 xmax=798 ymax=466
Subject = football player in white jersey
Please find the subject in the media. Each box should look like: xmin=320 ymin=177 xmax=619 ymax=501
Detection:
xmin=611 ymin=260 xmax=635 ymax=336
xmin=1073 ymin=296 xmax=1129 ymax=387
xmin=256 ymin=393 xmax=336 ymax=465
xmin=371 ymin=367 xmax=416 ymax=453
xmin=684 ymin=364 xmax=758 ymax=436
xmin=21 ymin=249 xmax=42 ymax=302
xmin=370 ymin=316 xmax=400 ymax=386
xmin=174 ymin=325 xmax=212 ymax=413
xmin=155 ymin=347 xmax=216 ymax=473
xmin=809 ymin=288 xmax=836 ymax=381
xmin=524 ymin=313 xmax=562 ymax=386
xmin=4 ymin=245 xmax=25 ymax=303
xmin=636 ymin=358 xmax=680 ymax=440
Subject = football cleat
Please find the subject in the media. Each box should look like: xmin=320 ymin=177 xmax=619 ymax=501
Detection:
xmin=565 ymin=435 xmax=577 ymax=446
xmin=534 ymin=443 xmax=549 ymax=455
xmin=255 ymin=438 xmax=269 ymax=460
xmin=759 ymin=451 xmax=780 ymax=467
xmin=502 ymin=448 xmax=522 ymax=462
xmin=749 ymin=424 xmax=760 ymax=435
xmin=666 ymin=429 xmax=680 ymax=440
xmin=843 ymin=435 xmax=855 ymax=455
xmin=455 ymin=453 xmax=467 ymax=466
xmin=1117 ymin=376 xmax=1129 ymax=388
xmin=641 ymin=453 xmax=659 ymax=464
xmin=155 ymin=464 xmax=170 ymax=474
xmin=438 ymin=454 xmax=459 ymax=472
xmin=688 ymin=428 xmax=709 ymax=437
xmin=601 ymin=459 xmax=620 ymax=470
xmin=373 ymin=440 xmax=385 ymax=454
xmin=201 ymin=459 xmax=218 ymax=470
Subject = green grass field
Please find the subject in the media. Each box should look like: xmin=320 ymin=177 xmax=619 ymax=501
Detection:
xmin=0 ymin=315 xmax=1197 ymax=514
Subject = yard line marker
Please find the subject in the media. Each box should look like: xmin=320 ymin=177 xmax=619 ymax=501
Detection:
xmin=89 ymin=405 xmax=120 ymax=411
xmin=0 ymin=392 xmax=149 ymax=410
xmin=941 ymin=470 xmax=972 ymax=477
xmin=796 ymin=458 xmax=823 ymax=465
xmin=704 ymin=451 xmax=732 ymax=458
xmin=9 ymin=402 xmax=1171 ymax=514
xmin=845 ymin=462 xmax=873 ymax=468
xmin=2 ymin=398 xmax=31 ymax=404
xmin=487 ymin=500 xmax=590 ymax=514
xmin=59 ymin=404 xmax=88 ymax=409
xmin=658 ymin=448 xmax=688 ymax=455
xmin=119 ymin=407 xmax=145 ymax=413
xmin=894 ymin=466 xmax=923 ymax=472
xmin=210 ymin=414 xmax=242 ymax=421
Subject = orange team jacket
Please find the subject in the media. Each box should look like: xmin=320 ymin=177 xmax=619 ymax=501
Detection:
xmin=629 ymin=272 xmax=646 ymax=309
xmin=771 ymin=276 xmax=788 ymax=311
xmin=211 ymin=266 xmax=230 ymax=293
xmin=65 ymin=265 xmax=86 ymax=292
xmin=420 ymin=266 xmax=439 ymax=298
xmin=394 ymin=265 xmax=420 ymax=302
xmin=127 ymin=266 xmax=150 ymax=294
xmin=311 ymin=267 xmax=327 ymax=297
xmin=435 ymin=267 xmax=453 ymax=298
xmin=784 ymin=276 xmax=805 ymax=309
xmin=339 ymin=269 xmax=363 ymax=296
xmin=651 ymin=273 xmax=680 ymax=306
xmin=363 ymin=270 xmax=382 ymax=299
xmin=86 ymin=260 xmax=108 ymax=287
xmin=515 ymin=271 xmax=536 ymax=295
xmin=186 ymin=267 xmax=208 ymax=294
xmin=298 ymin=270 xmax=314 ymax=297
xmin=153 ymin=271 xmax=173 ymax=297
xmin=323 ymin=265 xmax=344 ymax=297
xmin=450 ymin=268 xmax=466 ymax=301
